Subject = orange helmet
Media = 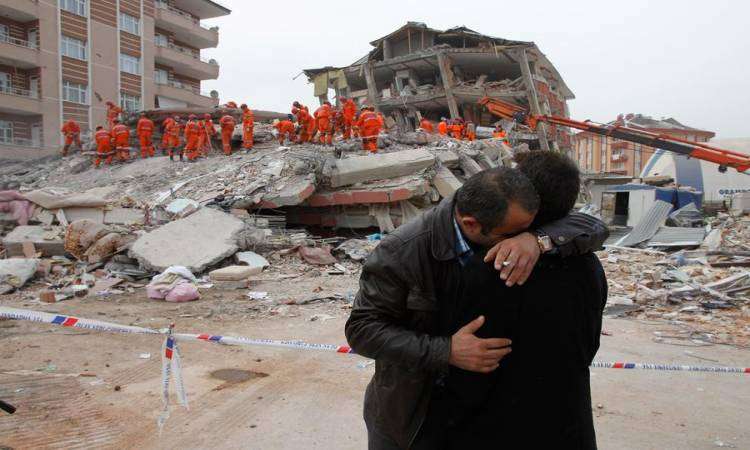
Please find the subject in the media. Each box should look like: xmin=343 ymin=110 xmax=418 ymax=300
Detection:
xmin=204 ymin=113 xmax=211 ymax=120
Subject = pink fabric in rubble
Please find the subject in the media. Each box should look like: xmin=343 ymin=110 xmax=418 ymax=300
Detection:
xmin=0 ymin=191 xmax=35 ymax=225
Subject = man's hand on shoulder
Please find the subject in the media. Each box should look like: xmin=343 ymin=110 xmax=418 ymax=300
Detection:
xmin=483 ymin=232 xmax=541 ymax=287
xmin=449 ymin=316 xmax=512 ymax=373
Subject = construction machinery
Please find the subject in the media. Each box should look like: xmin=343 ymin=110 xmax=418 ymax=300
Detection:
xmin=479 ymin=97 xmax=750 ymax=173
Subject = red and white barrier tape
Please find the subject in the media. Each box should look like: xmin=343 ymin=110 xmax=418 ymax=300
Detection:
xmin=1 ymin=306 xmax=746 ymax=376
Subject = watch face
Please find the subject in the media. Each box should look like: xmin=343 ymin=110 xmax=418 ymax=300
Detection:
xmin=539 ymin=235 xmax=553 ymax=251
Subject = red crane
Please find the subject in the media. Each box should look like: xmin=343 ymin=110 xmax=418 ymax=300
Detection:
xmin=478 ymin=97 xmax=750 ymax=173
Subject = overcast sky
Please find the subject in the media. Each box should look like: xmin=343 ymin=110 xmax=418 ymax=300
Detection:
xmin=202 ymin=0 xmax=749 ymax=138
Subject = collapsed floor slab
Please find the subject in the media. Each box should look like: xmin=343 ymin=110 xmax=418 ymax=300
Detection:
xmin=129 ymin=208 xmax=246 ymax=273
xmin=3 ymin=226 xmax=66 ymax=257
xmin=326 ymin=149 xmax=436 ymax=188
xmin=306 ymin=176 xmax=430 ymax=207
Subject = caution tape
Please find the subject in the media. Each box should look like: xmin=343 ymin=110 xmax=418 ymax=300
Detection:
xmin=157 ymin=325 xmax=188 ymax=433
xmin=0 ymin=307 xmax=746 ymax=376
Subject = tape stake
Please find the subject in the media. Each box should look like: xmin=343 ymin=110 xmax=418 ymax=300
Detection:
xmin=157 ymin=324 xmax=189 ymax=433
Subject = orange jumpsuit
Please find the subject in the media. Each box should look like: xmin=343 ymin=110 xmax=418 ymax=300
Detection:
xmin=136 ymin=117 xmax=155 ymax=158
xmin=160 ymin=118 xmax=174 ymax=154
xmin=111 ymin=124 xmax=130 ymax=161
xmin=314 ymin=104 xmax=333 ymax=145
xmin=274 ymin=120 xmax=296 ymax=145
xmin=183 ymin=120 xmax=201 ymax=160
xmin=420 ymin=119 xmax=434 ymax=133
xmin=241 ymin=108 xmax=254 ymax=150
xmin=198 ymin=119 xmax=216 ymax=156
xmin=107 ymin=104 xmax=122 ymax=129
xmin=219 ymin=115 xmax=236 ymax=155
xmin=466 ymin=123 xmax=476 ymax=141
xmin=295 ymin=108 xmax=314 ymax=143
xmin=450 ymin=123 xmax=464 ymax=140
xmin=437 ymin=121 xmax=448 ymax=136
xmin=94 ymin=128 xmax=113 ymax=167
xmin=60 ymin=120 xmax=81 ymax=156
xmin=341 ymin=99 xmax=357 ymax=140
xmin=165 ymin=119 xmax=182 ymax=158
xmin=356 ymin=111 xmax=381 ymax=153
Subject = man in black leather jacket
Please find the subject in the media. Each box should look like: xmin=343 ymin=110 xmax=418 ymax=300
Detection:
xmin=345 ymin=162 xmax=608 ymax=449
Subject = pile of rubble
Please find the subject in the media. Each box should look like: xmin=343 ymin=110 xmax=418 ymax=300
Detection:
xmin=601 ymin=211 xmax=750 ymax=348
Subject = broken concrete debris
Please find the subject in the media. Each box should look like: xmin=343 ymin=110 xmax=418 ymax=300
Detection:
xmin=326 ymin=148 xmax=436 ymax=188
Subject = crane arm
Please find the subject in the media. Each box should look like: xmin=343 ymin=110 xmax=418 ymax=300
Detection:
xmin=479 ymin=97 xmax=750 ymax=173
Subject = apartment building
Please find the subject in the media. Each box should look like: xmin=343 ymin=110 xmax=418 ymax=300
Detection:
xmin=0 ymin=0 xmax=230 ymax=160
xmin=571 ymin=113 xmax=715 ymax=177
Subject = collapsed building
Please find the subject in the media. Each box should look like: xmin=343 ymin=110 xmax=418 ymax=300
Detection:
xmin=303 ymin=22 xmax=575 ymax=152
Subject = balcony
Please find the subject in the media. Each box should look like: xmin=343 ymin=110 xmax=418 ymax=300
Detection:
xmin=155 ymin=2 xmax=218 ymax=49
xmin=0 ymin=85 xmax=42 ymax=115
xmin=0 ymin=0 xmax=39 ymax=22
xmin=0 ymin=34 xmax=40 ymax=69
xmin=164 ymin=0 xmax=231 ymax=20
xmin=155 ymin=80 xmax=218 ymax=108
xmin=154 ymin=43 xmax=219 ymax=80
xmin=611 ymin=152 xmax=629 ymax=162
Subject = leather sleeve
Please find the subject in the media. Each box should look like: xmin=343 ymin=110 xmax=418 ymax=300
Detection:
xmin=345 ymin=238 xmax=451 ymax=373
xmin=537 ymin=212 xmax=610 ymax=258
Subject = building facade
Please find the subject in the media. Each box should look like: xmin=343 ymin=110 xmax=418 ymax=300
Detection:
xmin=0 ymin=0 xmax=229 ymax=160
xmin=571 ymin=113 xmax=715 ymax=177
xmin=304 ymin=22 xmax=575 ymax=152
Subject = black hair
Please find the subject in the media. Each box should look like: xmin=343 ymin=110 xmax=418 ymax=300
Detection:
xmin=514 ymin=151 xmax=580 ymax=227
xmin=455 ymin=167 xmax=540 ymax=234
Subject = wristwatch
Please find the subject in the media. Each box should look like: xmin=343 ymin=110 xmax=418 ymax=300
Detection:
xmin=535 ymin=231 xmax=554 ymax=253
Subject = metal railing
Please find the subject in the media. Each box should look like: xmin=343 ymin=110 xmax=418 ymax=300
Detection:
xmin=154 ymin=1 xmax=215 ymax=32
xmin=155 ymin=42 xmax=217 ymax=65
xmin=0 ymin=84 xmax=35 ymax=98
xmin=0 ymin=33 xmax=37 ymax=49
xmin=156 ymin=79 xmax=213 ymax=98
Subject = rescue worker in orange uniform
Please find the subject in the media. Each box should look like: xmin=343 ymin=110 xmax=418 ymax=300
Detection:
xmin=274 ymin=116 xmax=296 ymax=145
xmin=419 ymin=117 xmax=434 ymax=133
xmin=356 ymin=106 xmax=381 ymax=153
xmin=106 ymin=101 xmax=122 ymax=130
xmin=160 ymin=117 xmax=174 ymax=155
xmin=450 ymin=119 xmax=464 ymax=140
xmin=437 ymin=117 xmax=448 ymax=136
xmin=60 ymin=119 xmax=81 ymax=156
xmin=332 ymin=109 xmax=345 ymax=138
xmin=340 ymin=97 xmax=357 ymax=140
xmin=293 ymin=107 xmax=314 ymax=144
xmin=465 ymin=121 xmax=476 ymax=141
xmin=219 ymin=114 xmax=236 ymax=156
xmin=111 ymin=119 xmax=130 ymax=161
xmin=93 ymin=125 xmax=113 ymax=168
xmin=240 ymin=104 xmax=254 ymax=151
xmin=136 ymin=113 xmax=155 ymax=158
xmin=183 ymin=114 xmax=201 ymax=161
xmin=198 ymin=113 xmax=216 ymax=156
xmin=166 ymin=115 xmax=183 ymax=161
xmin=314 ymin=101 xmax=334 ymax=146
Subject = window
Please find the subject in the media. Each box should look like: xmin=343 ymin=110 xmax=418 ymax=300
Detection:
xmin=0 ymin=24 xmax=8 ymax=42
xmin=62 ymin=80 xmax=87 ymax=104
xmin=119 ymin=13 xmax=140 ymax=36
xmin=119 ymin=53 xmax=141 ymax=75
xmin=154 ymin=69 xmax=168 ymax=84
xmin=60 ymin=0 xmax=86 ymax=16
xmin=634 ymin=143 xmax=643 ymax=175
xmin=0 ymin=72 xmax=10 ymax=93
xmin=60 ymin=35 xmax=87 ymax=60
xmin=0 ymin=120 xmax=12 ymax=143
xmin=121 ymin=93 xmax=141 ymax=112
xmin=154 ymin=34 xmax=168 ymax=47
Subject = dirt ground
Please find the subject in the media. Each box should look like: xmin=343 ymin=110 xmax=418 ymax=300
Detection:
xmin=1 ymin=271 xmax=748 ymax=450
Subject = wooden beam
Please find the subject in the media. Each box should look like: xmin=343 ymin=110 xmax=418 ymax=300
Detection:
xmin=436 ymin=51 xmax=460 ymax=119
xmin=518 ymin=48 xmax=550 ymax=151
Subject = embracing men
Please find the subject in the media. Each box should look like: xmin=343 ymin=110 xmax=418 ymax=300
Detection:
xmin=345 ymin=151 xmax=608 ymax=449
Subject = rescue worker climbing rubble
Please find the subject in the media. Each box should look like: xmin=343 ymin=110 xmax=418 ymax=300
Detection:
xmin=438 ymin=117 xmax=448 ymax=135
xmin=274 ymin=116 xmax=296 ymax=145
xmin=111 ymin=119 xmax=130 ymax=161
xmin=357 ymin=106 xmax=381 ymax=153
xmin=314 ymin=101 xmax=334 ymax=146
xmin=106 ymin=101 xmax=122 ymax=130
xmin=198 ymin=113 xmax=216 ymax=156
xmin=60 ymin=119 xmax=81 ymax=156
xmin=340 ymin=97 xmax=357 ymax=140
xmin=93 ymin=125 xmax=113 ymax=168
xmin=183 ymin=114 xmax=201 ymax=161
xmin=241 ymin=104 xmax=254 ymax=151
xmin=136 ymin=113 xmax=155 ymax=158
xmin=166 ymin=115 xmax=183 ymax=161
xmin=219 ymin=114 xmax=236 ymax=155
xmin=420 ymin=117 xmax=434 ymax=133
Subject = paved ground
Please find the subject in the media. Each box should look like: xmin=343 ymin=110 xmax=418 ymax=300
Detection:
xmin=0 ymin=277 xmax=748 ymax=449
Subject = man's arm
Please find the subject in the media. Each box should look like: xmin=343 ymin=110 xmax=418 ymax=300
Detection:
xmin=344 ymin=238 xmax=451 ymax=373
xmin=485 ymin=213 xmax=609 ymax=286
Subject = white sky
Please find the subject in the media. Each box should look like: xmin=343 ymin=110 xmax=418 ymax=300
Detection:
xmin=201 ymin=0 xmax=750 ymax=139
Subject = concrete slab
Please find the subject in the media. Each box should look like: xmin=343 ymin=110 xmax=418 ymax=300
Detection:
xmin=235 ymin=251 xmax=269 ymax=270
xmin=307 ymin=177 xmax=430 ymax=207
xmin=3 ymin=226 xmax=66 ymax=257
xmin=459 ymin=154 xmax=484 ymax=178
xmin=130 ymin=208 xmax=245 ymax=273
xmin=62 ymin=207 xmax=105 ymax=224
xmin=436 ymin=151 xmax=459 ymax=168
xmin=327 ymin=149 xmax=436 ymax=188
xmin=433 ymin=167 xmax=463 ymax=197
xmin=104 ymin=208 xmax=144 ymax=225
xmin=209 ymin=265 xmax=258 ymax=281
xmin=260 ymin=174 xmax=316 ymax=208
